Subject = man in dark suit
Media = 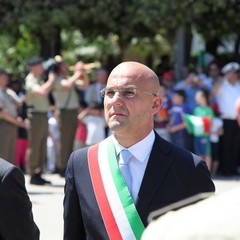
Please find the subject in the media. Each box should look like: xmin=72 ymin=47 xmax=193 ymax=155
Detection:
xmin=63 ymin=61 xmax=215 ymax=240
xmin=0 ymin=158 xmax=39 ymax=240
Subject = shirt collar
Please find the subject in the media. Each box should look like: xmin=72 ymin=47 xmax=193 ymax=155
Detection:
xmin=112 ymin=130 xmax=155 ymax=163
xmin=224 ymin=79 xmax=240 ymax=87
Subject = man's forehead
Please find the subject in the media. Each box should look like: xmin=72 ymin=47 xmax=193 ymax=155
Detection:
xmin=109 ymin=68 xmax=143 ymax=77
xmin=108 ymin=66 xmax=145 ymax=83
xmin=107 ymin=74 xmax=142 ymax=86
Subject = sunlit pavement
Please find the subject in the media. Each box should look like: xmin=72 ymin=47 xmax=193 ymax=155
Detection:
xmin=25 ymin=173 xmax=240 ymax=240
xmin=25 ymin=174 xmax=65 ymax=240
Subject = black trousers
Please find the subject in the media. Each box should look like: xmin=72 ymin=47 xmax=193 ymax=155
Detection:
xmin=219 ymin=119 xmax=240 ymax=175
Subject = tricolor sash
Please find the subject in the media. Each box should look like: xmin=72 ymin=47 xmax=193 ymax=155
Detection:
xmin=88 ymin=137 xmax=145 ymax=240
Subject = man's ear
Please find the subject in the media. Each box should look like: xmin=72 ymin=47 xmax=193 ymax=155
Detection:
xmin=152 ymin=97 xmax=162 ymax=114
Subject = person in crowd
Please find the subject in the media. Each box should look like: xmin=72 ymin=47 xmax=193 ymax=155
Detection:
xmin=73 ymin=100 xmax=88 ymax=151
xmin=204 ymin=62 xmax=222 ymax=90
xmin=85 ymin=67 xmax=109 ymax=137
xmin=84 ymin=68 xmax=108 ymax=106
xmin=63 ymin=61 xmax=215 ymax=240
xmin=195 ymin=65 xmax=209 ymax=85
xmin=174 ymin=65 xmax=189 ymax=89
xmin=174 ymin=71 xmax=206 ymax=114
xmin=51 ymin=56 xmax=89 ymax=177
xmin=211 ymin=62 xmax=240 ymax=175
xmin=25 ymin=57 xmax=56 ymax=185
xmin=46 ymin=106 xmax=60 ymax=173
xmin=193 ymin=89 xmax=214 ymax=170
xmin=14 ymin=92 xmax=28 ymax=173
xmin=210 ymin=103 xmax=224 ymax=176
xmin=167 ymin=89 xmax=191 ymax=150
xmin=9 ymin=80 xmax=29 ymax=172
xmin=0 ymin=68 xmax=25 ymax=164
xmin=155 ymin=54 xmax=172 ymax=82
xmin=0 ymin=157 xmax=39 ymax=239
xmin=153 ymin=85 xmax=172 ymax=141
xmin=161 ymin=71 xmax=176 ymax=99
xmin=77 ymin=102 xmax=106 ymax=146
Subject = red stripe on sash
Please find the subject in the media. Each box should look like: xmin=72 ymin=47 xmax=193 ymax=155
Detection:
xmin=88 ymin=144 xmax=122 ymax=240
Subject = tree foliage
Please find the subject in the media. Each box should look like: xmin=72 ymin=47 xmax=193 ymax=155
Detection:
xmin=186 ymin=1 xmax=240 ymax=56
xmin=1 ymin=0 xmax=240 ymax=77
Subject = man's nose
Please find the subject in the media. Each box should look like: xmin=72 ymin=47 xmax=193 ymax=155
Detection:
xmin=109 ymin=92 xmax=124 ymax=105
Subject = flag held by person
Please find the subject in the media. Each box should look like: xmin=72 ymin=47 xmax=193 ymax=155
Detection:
xmin=184 ymin=114 xmax=211 ymax=136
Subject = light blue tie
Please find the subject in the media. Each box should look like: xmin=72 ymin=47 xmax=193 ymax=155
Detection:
xmin=119 ymin=149 xmax=133 ymax=195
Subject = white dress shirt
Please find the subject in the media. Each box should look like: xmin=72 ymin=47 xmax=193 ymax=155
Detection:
xmin=216 ymin=80 xmax=240 ymax=119
xmin=113 ymin=130 xmax=155 ymax=203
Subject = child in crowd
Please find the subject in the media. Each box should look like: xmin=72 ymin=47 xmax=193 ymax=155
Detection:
xmin=210 ymin=103 xmax=223 ymax=175
xmin=46 ymin=106 xmax=60 ymax=173
xmin=193 ymin=89 xmax=214 ymax=170
xmin=77 ymin=102 xmax=106 ymax=146
xmin=73 ymin=100 xmax=88 ymax=151
xmin=154 ymin=86 xmax=172 ymax=141
xmin=167 ymin=89 xmax=191 ymax=150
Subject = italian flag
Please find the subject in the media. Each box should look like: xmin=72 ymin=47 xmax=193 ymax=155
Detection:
xmin=184 ymin=114 xmax=211 ymax=136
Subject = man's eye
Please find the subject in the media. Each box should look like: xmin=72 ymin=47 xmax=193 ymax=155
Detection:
xmin=122 ymin=89 xmax=136 ymax=98
xmin=106 ymin=89 xmax=115 ymax=97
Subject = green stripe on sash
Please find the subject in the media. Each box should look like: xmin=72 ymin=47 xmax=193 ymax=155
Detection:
xmin=106 ymin=140 xmax=145 ymax=239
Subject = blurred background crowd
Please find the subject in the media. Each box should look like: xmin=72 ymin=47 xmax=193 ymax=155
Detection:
xmin=0 ymin=55 xmax=240 ymax=185
xmin=1 ymin=1 xmax=240 ymax=184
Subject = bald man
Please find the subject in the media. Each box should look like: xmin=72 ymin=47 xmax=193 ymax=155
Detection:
xmin=63 ymin=62 xmax=215 ymax=240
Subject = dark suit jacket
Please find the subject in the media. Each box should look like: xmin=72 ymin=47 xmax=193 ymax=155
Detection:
xmin=64 ymin=132 xmax=215 ymax=240
xmin=0 ymin=159 xmax=39 ymax=240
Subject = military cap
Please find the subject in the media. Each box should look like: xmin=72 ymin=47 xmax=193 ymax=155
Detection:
xmin=221 ymin=62 xmax=240 ymax=75
xmin=27 ymin=56 xmax=43 ymax=66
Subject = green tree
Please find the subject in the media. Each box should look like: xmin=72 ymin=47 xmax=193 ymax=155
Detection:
xmin=1 ymin=0 xmax=240 ymax=77
xmin=188 ymin=0 xmax=240 ymax=57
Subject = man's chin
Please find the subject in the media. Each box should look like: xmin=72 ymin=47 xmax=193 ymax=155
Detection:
xmin=109 ymin=121 xmax=126 ymax=131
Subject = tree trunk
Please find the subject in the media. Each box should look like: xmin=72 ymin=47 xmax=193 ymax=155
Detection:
xmin=184 ymin=27 xmax=193 ymax=66
xmin=205 ymin=38 xmax=220 ymax=57
xmin=234 ymin=34 xmax=240 ymax=58
xmin=39 ymin=27 xmax=62 ymax=59
xmin=172 ymin=26 xmax=192 ymax=81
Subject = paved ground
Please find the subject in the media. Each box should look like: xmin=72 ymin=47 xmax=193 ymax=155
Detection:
xmin=25 ymin=174 xmax=240 ymax=240
xmin=25 ymin=174 xmax=65 ymax=240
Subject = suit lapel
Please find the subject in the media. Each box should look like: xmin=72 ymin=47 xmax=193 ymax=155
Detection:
xmin=136 ymin=133 xmax=174 ymax=220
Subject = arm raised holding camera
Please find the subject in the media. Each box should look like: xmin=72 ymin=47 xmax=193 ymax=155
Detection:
xmin=60 ymin=61 xmax=89 ymax=90
xmin=31 ymin=72 xmax=56 ymax=96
